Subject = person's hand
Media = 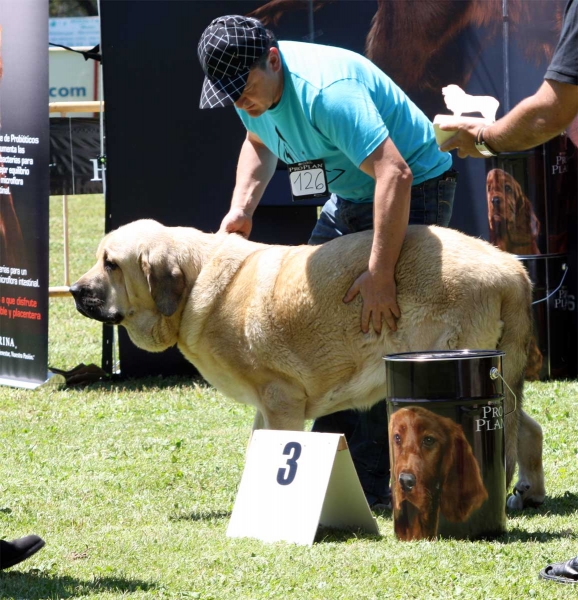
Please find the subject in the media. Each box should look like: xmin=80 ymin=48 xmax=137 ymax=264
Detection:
xmin=438 ymin=117 xmax=486 ymax=158
xmin=343 ymin=270 xmax=400 ymax=333
xmin=218 ymin=208 xmax=253 ymax=238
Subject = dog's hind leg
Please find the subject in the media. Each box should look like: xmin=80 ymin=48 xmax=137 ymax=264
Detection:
xmin=507 ymin=409 xmax=545 ymax=509
xmin=496 ymin=272 xmax=546 ymax=508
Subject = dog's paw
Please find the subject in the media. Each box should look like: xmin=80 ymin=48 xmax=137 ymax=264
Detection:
xmin=506 ymin=482 xmax=545 ymax=510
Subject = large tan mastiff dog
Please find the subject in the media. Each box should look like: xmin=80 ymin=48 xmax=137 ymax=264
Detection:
xmin=70 ymin=219 xmax=545 ymax=509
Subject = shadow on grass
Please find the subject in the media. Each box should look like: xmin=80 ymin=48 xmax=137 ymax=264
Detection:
xmin=0 ymin=572 xmax=155 ymax=599
xmin=497 ymin=527 xmax=578 ymax=543
xmin=59 ymin=373 xmax=206 ymax=392
xmin=168 ymin=515 xmax=384 ymax=543
xmin=169 ymin=509 xmax=231 ymax=522
xmin=506 ymin=491 xmax=578 ymax=518
xmin=315 ymin=525 xmax=383 ymax=543
xmin=538 ymin=491 xmax=578 ymax=516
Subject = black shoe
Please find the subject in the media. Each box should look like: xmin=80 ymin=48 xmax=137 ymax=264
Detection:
xmin=367 ymin=490 xmax=392 ymax=512
xmin=539 ymin=556 xmax=578 ymax=584
xmin=0 ymin=535 xmax=46 ymax=570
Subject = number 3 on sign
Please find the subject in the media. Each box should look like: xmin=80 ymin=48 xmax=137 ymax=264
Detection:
xmin=276 ymin=441 xmax=302 ymax=485
xmin=227 ymin=430 xmax=379 ymax=545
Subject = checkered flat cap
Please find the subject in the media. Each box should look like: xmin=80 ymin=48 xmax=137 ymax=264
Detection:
xmin=198 ymin=15 xmax=270 ymax=109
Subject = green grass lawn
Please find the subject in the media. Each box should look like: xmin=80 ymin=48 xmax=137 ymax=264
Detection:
xmin=0 ymin=195 xmax=576 ymax=599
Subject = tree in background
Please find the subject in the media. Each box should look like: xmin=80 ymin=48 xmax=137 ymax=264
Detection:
xmin=50 ymin=0 xmax=98 ymax=17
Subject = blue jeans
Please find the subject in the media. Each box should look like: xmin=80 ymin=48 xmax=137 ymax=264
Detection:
xmin=310 ymin=170 xmax=457 ymax=505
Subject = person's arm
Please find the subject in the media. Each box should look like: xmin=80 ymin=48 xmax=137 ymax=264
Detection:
xmin=343 ymin=136 xmax=412 ymax=334
xmin=219 ymin=130 xmax=278 ymax=237
xmin=439 ymin=79 xmax=578 ymax=158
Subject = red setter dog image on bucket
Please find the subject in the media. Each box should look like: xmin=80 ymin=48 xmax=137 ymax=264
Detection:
xmin=389 ymin=406 xmax=488 ymax=541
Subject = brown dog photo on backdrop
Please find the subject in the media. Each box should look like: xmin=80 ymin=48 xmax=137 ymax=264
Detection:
xmin=486 ymin=168 xmax=541 ymax=255
xmin=70 ymin=221 xmax=545 ymax=510
xmin=0 ymin=25 xmax=26 ymax=268
xmin=249 ymin=0 xmax=565 ymax=112
xmin=389 ymin=406 xmax=488 ymax=541
xmin=486 ymin=169 xmax=545 ymax=381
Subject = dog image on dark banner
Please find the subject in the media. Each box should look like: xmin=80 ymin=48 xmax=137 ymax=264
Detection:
xmin=0 ymin=1 xmax=50 ymax=388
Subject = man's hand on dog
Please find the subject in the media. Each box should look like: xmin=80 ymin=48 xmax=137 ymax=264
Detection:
xmin=343 ymin=270 xmax=400 ymax=333
xmin=219 ymin=208 xmax=253 ymax=238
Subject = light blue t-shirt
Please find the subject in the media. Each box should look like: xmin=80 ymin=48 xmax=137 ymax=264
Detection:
xmin=236 ymin=41 xmax=452 ymax=203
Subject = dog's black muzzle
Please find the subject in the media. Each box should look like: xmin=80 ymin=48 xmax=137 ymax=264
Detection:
xmin=69 ymin=283 xmax=123 ymax=325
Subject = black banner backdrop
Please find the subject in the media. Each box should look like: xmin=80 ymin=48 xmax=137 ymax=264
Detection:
xmin=100 ymin=0 xmax=576 ymax=379
xmin=49 ymin=117 xmax=103 ymax=196
xmin=0 ymin=0 xmax=49 ymax=388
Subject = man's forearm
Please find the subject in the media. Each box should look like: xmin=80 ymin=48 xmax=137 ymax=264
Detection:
xmin=485 ymin=80 xmax=578 ymax=152
xmin=231 ymin=136 xmax=278 ymax=214
xmin=369 ymin=170 xmax=412 ymax=276
xmin=439 ymin=80 xmax=578 ymax=157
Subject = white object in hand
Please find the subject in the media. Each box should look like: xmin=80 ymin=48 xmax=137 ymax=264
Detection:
xmin=433 ymin=84 xmax=499 ymax=146
xmin=441 ymin=84 xmax=499 ymax=121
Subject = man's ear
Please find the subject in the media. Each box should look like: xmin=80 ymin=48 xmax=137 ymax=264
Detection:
xmin=269 ymin=46 xmax=282 ymax=72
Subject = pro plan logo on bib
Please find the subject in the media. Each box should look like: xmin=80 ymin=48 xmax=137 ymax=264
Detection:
xmin=288 ymin=159 xmax=328 ymax=201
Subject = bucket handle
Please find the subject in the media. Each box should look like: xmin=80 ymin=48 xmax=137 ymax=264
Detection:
xmin=489 ymin=367 xmax=517 ymax=416
xmin=531 ymin=262 xmax=568 ymax=306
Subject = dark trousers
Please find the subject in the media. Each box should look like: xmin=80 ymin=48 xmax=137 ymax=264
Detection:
xmin=309 ymin=171 xmax=457 ymax=503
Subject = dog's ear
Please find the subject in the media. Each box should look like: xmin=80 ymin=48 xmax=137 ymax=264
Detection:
xmin=439 ymin=424 xmax=488 ymax=522
xmin=529 ymin=201 xmax=541 ymax=237
xmin=515 ymin=185 xmax=541 ymax=238
xmin=486 ymin=171 xmax=498 ymax=238
xmin=140 ymin=246 xmax=186 ymax=317
xmin=388 ymin=411 xmax=404 ymax=512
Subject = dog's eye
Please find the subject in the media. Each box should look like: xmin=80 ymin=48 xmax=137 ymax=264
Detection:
xmin=422 ymin=436 xmax=435 ymax=447
xmin=104 ymin=259 xmax=118 ymax=272
xmin=394 ymin=433 xmax=401 ymax=445
xmin=505 ymin=184 xmax=513 ymax=194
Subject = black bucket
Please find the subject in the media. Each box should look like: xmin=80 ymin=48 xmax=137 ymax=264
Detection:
xmin=384 ymin=350 xmax=507 ymax=541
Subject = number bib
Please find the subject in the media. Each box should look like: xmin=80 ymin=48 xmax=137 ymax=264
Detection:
xmin=287 ymin=159 xmax=328 ymax=201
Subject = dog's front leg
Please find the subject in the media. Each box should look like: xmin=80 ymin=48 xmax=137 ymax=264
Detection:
xmin=259 ymin=382 xmax=307 ymax=431
xmin=252 ymin=410 xmax=266 ymax=431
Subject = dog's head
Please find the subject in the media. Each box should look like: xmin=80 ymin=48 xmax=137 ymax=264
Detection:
xmin=389 ymin=406 xmax=487 ymax=523
xmin=390 ymin=406 xmax=456 ymax=512
xmin=486 ymin=168 xmax=541 ymax=252
xmin=70 ymin=219 xmax=189 ymax=352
